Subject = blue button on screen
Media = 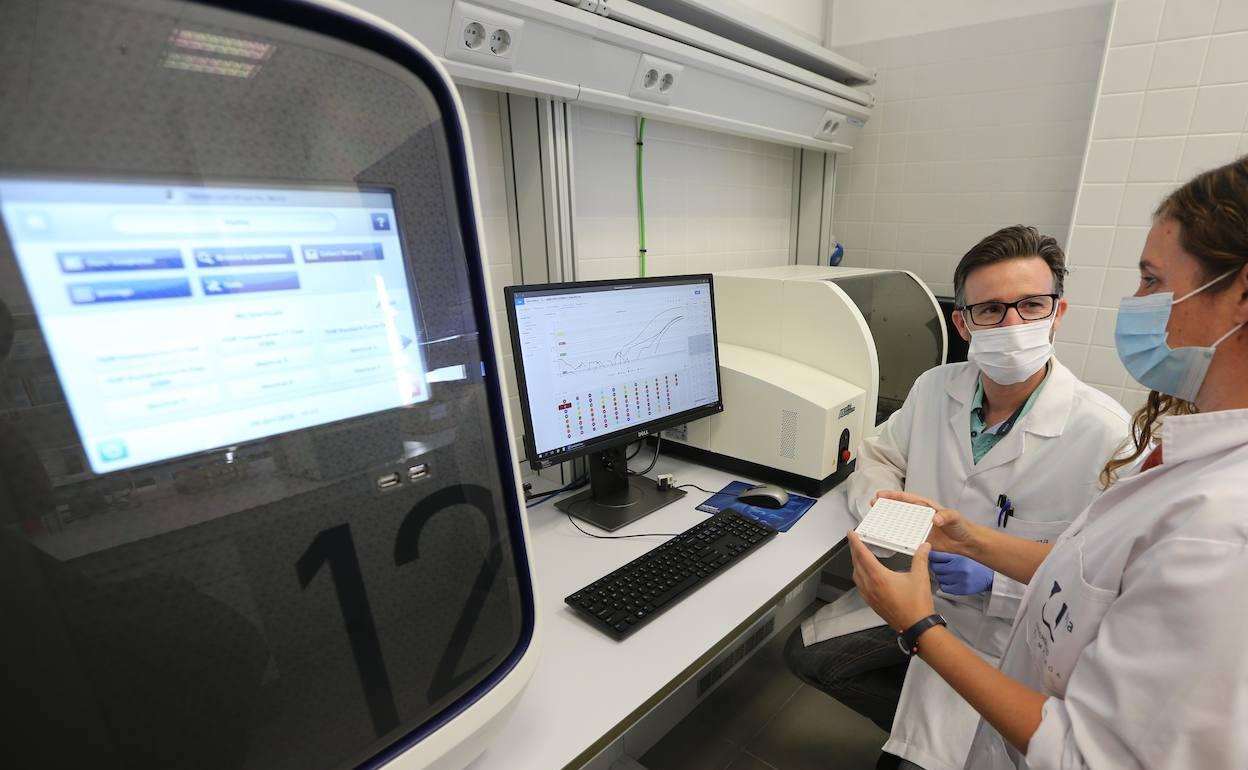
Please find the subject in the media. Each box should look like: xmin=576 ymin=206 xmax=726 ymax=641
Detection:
xmin=98 ymin=439 xmax=129 ymax=462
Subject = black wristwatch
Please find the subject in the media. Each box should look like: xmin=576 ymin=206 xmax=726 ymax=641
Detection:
xmin=897 ymin=614 xmax=947 ymax=657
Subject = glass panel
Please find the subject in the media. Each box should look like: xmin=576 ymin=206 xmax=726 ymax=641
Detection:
xmin=828 ymin=272 xmax=944 ymax=425
xmin=0 ymin=2 xmax=530 ymax=769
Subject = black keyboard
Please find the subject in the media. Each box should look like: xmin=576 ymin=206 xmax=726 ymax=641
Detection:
xmin=565 ymin=509 xmax=778 ymax=640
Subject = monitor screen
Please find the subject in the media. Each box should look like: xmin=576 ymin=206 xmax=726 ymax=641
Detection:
xmin=508 ymin=275 xmax=721 ymax=465
xmin=0 ymin=178 xmax=429 ymax=473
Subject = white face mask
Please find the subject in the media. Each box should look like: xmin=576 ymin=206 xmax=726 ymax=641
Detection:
xmin=966 ymin=318 xmax=1054 ymax=385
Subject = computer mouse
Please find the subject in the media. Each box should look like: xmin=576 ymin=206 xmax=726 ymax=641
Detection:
xmin=737 ymin=484 xmax=789 ymax=509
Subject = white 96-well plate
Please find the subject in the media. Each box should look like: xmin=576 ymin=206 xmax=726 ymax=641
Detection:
xmin=856 ymin=498 xmax=935 ymax=557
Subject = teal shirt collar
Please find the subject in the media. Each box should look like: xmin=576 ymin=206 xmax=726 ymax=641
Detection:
xmin=970 ymin=363 xmax=1051 ymax=463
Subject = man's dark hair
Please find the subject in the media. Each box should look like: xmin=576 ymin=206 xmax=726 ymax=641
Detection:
xmin=953 ymin=225 xmax=1068 ymax=306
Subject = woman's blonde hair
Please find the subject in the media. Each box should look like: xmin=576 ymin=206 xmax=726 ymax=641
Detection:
xmin=1100 ymin=155 xmax=1248 ymax=488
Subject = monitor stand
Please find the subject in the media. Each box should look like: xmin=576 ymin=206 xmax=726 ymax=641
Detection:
xmin=555 ymin=444 xmax=686 ymax=532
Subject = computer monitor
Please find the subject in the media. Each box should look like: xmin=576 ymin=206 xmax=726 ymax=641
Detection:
xmin=505 ymin=275 xmax=723 ymax=530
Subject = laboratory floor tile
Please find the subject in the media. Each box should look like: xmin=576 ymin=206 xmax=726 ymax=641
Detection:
xmin=724 ymin=752 xmax=782 ymax=770
xmin=743 ymin=683 xmax=885 ymax=770
xmin=675 ymin=622 xmax=806 ymax=749
xmin=639 ymin=729 xmax=741 ymax=770
xmin=641 ymin=602 xmax=888 ymax=770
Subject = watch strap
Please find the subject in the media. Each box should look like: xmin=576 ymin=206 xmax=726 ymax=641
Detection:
xmin=898 ymin=614 xmax=946 ymax=656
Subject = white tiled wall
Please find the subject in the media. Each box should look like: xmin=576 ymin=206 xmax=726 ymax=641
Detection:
xmin=459 ymin=95 xmax=796 ymax=459
xmin=459 ymin=86 xmax=523 ymax=452
xmin=830 ymin=3 xmax=1112 ymax=298
xmin=571 ymin=108 xmax=796 ymax=280
xmin=1063 ymin=0 xmax=1248 ymax=411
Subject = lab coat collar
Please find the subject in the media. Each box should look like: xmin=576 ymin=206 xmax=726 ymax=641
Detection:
xmin=944 ymin=358 xmax=1073 ymax=439
xmin=1160 ymin=409 xmax=1248 ymax=466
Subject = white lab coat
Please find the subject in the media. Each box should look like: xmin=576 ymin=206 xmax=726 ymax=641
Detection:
xmin=800 ymin=359 xmax=1131 ymax=770
xmin=965 ymin=409 xmax=1248 ymax=770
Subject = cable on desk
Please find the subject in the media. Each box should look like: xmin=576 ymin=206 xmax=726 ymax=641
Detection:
xmin=675 ymin=483 xmax=718 ymax=494
xmin=564 ymin=512 xmax=680 ymax=539
xmin=532 ymin=437 xmax=679 ymax=536
xmin=526 ymin=475 xmax=588 ymax=509
xmin=627 ymin=435 xmax=662 ymax=476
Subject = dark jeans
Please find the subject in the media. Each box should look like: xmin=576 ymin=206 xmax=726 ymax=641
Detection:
xmin=784 ymin=623 xmax=910 ymax=733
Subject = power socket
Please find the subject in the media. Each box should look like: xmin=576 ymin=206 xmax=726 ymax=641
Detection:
xmin=814 ymin=109 xmax=846 ymax=142
xmin=577 ymin=0 xmax=611 ymax=15
xmin=630 ymin=54 xmax=683 ymax=105
xmin=446 ymin=1 xmax=524 ymax=72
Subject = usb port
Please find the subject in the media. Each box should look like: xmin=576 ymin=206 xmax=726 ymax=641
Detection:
xmin=376 ymin=472 xmax=401 ymax=489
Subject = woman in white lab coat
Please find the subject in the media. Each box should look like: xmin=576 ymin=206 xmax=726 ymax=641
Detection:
xmin=819 ymin=356 xmax=1128 ymax=770
xmin=849 ymin=155 xmax=1248 ymax=770
xmin=795 ymin=228 xmax=1130 ymax=770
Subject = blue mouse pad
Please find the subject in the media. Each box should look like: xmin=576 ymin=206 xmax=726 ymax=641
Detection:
xmin=695 ymin=481 xmax=817 ymax=533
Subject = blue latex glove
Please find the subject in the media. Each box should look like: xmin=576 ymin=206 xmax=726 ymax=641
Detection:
xmin=929 ymin=551 xmax=994 ymax=595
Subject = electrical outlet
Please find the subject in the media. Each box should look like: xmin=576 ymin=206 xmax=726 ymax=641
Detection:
xmin=663 ymin=424 xmax=688 ymax=442
xmin=488 ymin=27 xmax=512 ymax=55
xmin=446 ymin=1 xmax=524 ymax=71
xmin=630 ymin=54 xmax=683 ymax=105
xmin=463 ymin=21 xmax=486 ymax=50
xmin=814 ymin=109 xmax=846 ymax=142
xmin=577 ymin=0 xmax=611 ymax=15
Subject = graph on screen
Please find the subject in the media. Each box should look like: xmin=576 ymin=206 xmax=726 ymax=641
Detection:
xmin=553 ymin=306 xmax=685 ymax=374
xmin=511 ymin=280 xmax=719 ymax=457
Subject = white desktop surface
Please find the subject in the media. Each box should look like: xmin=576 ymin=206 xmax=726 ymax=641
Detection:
xmin=476 ymin=456 xmax=858 ymax=770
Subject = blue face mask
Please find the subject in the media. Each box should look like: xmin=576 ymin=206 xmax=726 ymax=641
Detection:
xmin=1115 ymin=269 xmax=1244 ymax=402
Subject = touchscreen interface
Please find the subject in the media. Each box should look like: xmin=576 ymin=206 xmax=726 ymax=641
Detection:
xmin=0 ymin=178 xmax=428 ymax=472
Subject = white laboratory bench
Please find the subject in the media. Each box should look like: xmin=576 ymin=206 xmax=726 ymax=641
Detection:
xmin=473 ymin=455 xmax=858 ymax=770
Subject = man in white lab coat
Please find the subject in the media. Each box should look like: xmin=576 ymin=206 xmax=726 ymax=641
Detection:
xmin=783 ymin=225 xmax=1131 ymax=770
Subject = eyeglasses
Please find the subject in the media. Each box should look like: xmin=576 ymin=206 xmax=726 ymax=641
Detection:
xmin=959 ymin=294 xmax=1059 ymax=326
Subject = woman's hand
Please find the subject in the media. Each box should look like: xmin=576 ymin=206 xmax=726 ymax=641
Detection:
xmin=847 ymin=531 xmax=935 ymax=632
xmin=872 ymin=490 xmax=980 ymax=558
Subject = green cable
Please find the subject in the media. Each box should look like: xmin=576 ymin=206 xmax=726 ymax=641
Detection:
xmin=636 ymin=116 xmax=647 ymax=277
